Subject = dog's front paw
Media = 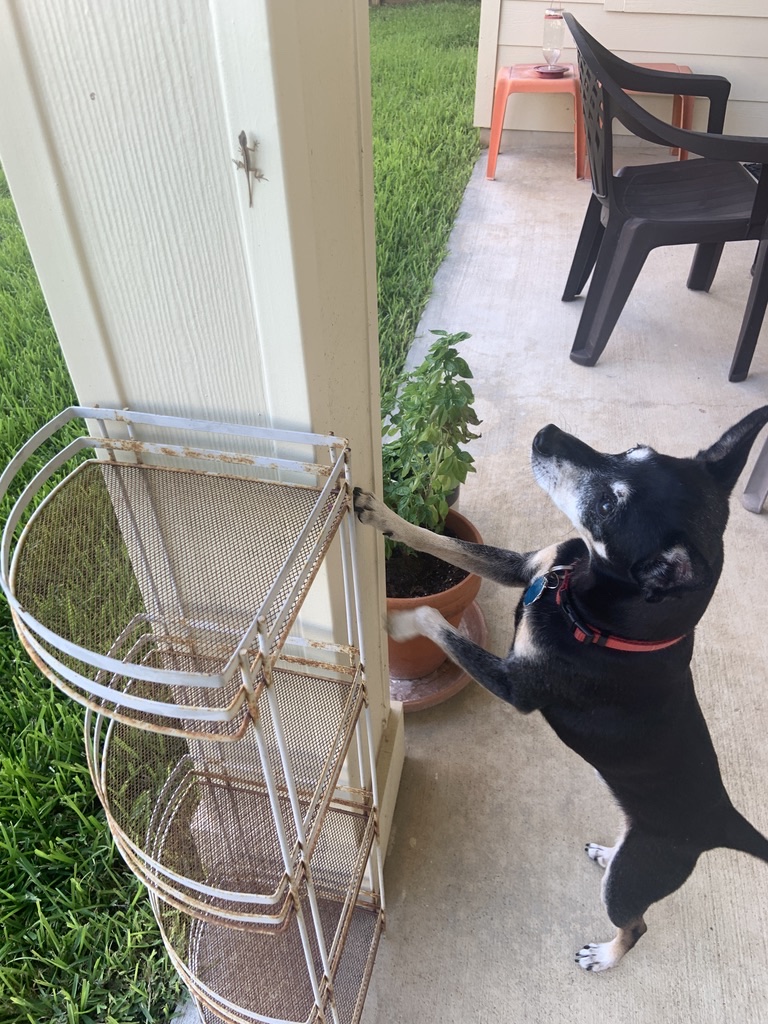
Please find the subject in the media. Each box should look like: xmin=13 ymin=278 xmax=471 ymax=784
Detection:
xmin=585 ymin=843 xmax=615 ymax=870
xmin=575 ymin=942 xmax=619 ymax=973
xmin=353 ymin=487 xmax=393 ymax=533
xmin=352 ymin=486 xmax=376 ymax=520
xmin=386 ymin=609 xmax=424 ymax=643
xmin=387 ymin=606 xmax=444 ymax=643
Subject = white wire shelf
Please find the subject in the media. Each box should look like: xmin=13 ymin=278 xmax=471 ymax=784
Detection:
xmin=154 ymin=892 xmax=382 ymax=1024
xmin=0 ymin=408 xmax=352 ymax=734
xmin=0 ymin=407 xmax=385 ymax=1024
xmin=85 ymin=644 xmax=372 ymax=929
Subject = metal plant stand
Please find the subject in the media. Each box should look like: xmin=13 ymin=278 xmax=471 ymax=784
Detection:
xmin=0 ymin=407 xmax=384 ymax=1024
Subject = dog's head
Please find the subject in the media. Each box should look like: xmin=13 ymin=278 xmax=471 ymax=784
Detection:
xmin=531 ymin=407 xmax=768 ymax=603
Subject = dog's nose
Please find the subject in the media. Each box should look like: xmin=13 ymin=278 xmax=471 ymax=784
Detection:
xmin=533 ymin=424 xmax=561 ymax=456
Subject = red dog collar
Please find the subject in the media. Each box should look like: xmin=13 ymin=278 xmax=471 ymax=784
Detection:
xmin=554 ymin=568 xmax=686 ymax=653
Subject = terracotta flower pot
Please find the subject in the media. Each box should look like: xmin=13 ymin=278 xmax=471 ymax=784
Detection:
xmin=386 ymin=508 xmax=483 ymax=679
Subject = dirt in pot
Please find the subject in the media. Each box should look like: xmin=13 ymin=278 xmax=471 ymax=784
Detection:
xmin=385 ymin=544 xmax=468 ymax=599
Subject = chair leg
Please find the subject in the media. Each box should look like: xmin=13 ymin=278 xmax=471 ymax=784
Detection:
xmin=687 ymin=242 xmax=724 ymax=292
xmin=729 ymin=239 xmax=768 ymax=383
xmin=569 ymin=220 xmax=651 ymax=367
xmin=562 ymin=194 xmax=604 ymax=301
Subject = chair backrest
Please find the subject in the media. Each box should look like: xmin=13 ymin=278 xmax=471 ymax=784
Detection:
xmin=574 ymin=45 xmax=613 ymax=202
xmin=564 ymin=13 xmax=709 ymax=203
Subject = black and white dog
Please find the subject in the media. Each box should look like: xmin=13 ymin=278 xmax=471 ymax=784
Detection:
xmin=354 ymin=406 xmax=768 ymax=971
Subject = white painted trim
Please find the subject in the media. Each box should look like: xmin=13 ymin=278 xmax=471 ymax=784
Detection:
xmin=209 ymin=0 xmax=312 ymax=432
xmin=376 ymin=702 xmax=405 ymax=860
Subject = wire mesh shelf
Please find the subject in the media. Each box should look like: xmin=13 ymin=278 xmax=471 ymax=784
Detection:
xmin=0 ymin=408 xmax=352 ymax=735
xmin=154 ymin=893 xmax=382 ymax=1024
xmin=130 ymin=797 xmax=376 ymax=935
xmin=1 ymin=408 xmax=385 ymax=1024
xmin=85 ymin=644 xmax=373 ymax=929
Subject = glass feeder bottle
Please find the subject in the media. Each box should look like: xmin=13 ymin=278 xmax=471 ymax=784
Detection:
xmin=542 ymin=3 xmax=565 ymax=70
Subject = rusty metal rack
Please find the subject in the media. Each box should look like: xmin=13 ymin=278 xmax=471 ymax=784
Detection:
xmin=84 ymin=641 xmax=371 ymax=930
xmin=0 ymin=407 xmax=352 ymax=735
xmin=155 ymin=892 xmax=382 ymax=1024
xmin=0 ymin=408 xmax=384 ymax=1024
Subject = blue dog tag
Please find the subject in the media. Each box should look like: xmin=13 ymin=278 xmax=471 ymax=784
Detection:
xmin=523 ymin=575 xmax=547 ymax=606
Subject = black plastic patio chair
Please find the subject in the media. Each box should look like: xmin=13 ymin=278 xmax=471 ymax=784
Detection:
xmin=562 ymin=12 xmax=768 ymax=381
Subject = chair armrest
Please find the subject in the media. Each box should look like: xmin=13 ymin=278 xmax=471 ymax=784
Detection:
xmin=564 ymin=11 xmax=731 ymax=132
xmin=603 ymin=57 xmax=729 ymax=101
xmin=608 ymin=64 xmax=730 ymax=134
xmin=607 ymin=77 xmax=768 ymax=165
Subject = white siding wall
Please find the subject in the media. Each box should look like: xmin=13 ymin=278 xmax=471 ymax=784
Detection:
xmin=476 ymin=0 xmax=768 ymax=138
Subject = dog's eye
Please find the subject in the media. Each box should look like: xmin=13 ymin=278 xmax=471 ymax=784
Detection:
xmin=597 ymin=494 xmax=616 ymax=516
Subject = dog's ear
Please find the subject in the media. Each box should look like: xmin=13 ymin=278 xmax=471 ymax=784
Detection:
xmin=696 ymin=406 xmax=768 ymax=494
xmin=630 ymin=544 xmax=713 ymax=603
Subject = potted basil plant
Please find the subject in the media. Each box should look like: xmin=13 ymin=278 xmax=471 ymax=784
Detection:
xmin=381 ymin=329 xmax=483 ymax=680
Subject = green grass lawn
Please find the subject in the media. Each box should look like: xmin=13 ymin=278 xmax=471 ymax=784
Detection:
xmin=371 ymin=1 xmax=481 ymax=410
xmin=0 ymin=3 xmax=480 ymax=1020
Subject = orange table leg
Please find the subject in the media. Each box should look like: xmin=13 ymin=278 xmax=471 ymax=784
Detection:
xmin=678 ymin=67 xmax=694 ymax=160
xmin=636 ymin=63 xmax=693 ymax=159
xmin=487 ymin=68 xmax=512 ymax=180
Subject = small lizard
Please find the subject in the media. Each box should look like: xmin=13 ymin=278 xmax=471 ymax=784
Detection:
xmin=233 ymin=130 xmax=267 ymax=207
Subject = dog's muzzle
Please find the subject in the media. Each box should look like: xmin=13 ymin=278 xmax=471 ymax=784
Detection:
xmin=532 ymin=424 xmax=561 ymax=457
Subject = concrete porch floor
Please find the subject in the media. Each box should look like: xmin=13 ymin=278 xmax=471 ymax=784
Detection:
xmin=360 ymin=139 xmax=768 ymax=1023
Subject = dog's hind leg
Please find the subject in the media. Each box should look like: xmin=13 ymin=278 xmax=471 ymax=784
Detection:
xmin=576 ymin=917 xmax=648 ymax=973
xmin=576 ymin=829 xmax=699 ymax=972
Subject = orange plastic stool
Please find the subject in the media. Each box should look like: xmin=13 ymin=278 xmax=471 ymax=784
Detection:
xmin=486 ymin=62 xmax=695 ymax=181
xmin=486 ymin=63 xmax=585 ymax=180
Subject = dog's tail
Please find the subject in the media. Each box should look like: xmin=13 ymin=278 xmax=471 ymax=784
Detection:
xmin=725 ymin=810 xmax=768 ymax=864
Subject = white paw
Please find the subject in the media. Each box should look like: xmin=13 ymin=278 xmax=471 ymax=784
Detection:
xmin=585 ymin=842 xmax=615 ymax=869
xmin=387 ymin=610 xmax=422 ymax=642
xmin=387 ymin=606 xmax=443 ymax=643
xmin=575 ymin=942 xmax=619 ymax=973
